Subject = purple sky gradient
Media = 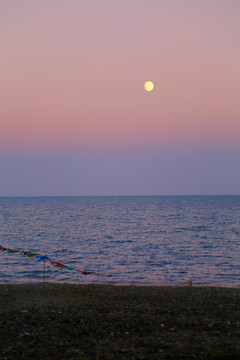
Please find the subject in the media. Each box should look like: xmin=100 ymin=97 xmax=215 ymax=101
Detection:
xmin=1 ymin=1 xmax=240 ymax=196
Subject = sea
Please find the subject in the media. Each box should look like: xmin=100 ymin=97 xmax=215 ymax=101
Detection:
xmin=0 ymin=196 xmax=239 ymax=287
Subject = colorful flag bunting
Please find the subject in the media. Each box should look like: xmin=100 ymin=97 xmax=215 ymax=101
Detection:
xmin=0 ymin=246 xmax=7 ymax=252
xmin=0 ymin=245 xmax=92 ymax=275
xmin=51 ymin=261 xmax=66 ymax=268
xmin=36 ymin=255 xmax=50 ymax=261
xmin=76 ymin=269 xmax=92 ymax=275
xmin=27 ymin=253 xmax=39 ymax=257
xmin=21 ymin=251 xmax=29 ymax=256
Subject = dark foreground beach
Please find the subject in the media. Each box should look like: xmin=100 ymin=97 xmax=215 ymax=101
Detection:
xmin=0 ymin=284 xmax=239 ymax=360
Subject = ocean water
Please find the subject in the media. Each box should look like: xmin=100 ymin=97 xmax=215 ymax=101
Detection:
xmin=0 ymin=196 xmax=239 ymax=287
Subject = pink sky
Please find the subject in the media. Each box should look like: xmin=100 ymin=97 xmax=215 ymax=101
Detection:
xmin=1 ymin=1 xmax=240 ymax=195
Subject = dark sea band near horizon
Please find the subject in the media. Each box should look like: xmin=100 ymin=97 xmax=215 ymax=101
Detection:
xmin=0 ymin=196 xmax=239 ymax=287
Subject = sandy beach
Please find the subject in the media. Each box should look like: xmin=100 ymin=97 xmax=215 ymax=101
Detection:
xmin=0 ymin=283 xmax=239 ymax=359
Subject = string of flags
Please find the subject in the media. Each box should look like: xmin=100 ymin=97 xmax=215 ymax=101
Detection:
xmin=1 ymin=245 xmax=193 ymax=286
xmin=0 ymin=245 xmax=93 ymax=275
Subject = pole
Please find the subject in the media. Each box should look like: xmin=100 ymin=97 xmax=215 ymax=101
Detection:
xmin=97 ymin=266 xmax=100 ymax=284
xmin=44 ymin=258 xmax=46 ymax=284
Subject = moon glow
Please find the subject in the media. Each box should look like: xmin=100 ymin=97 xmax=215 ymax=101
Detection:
xmin=144 ymin=81 xmax=154 ymax=91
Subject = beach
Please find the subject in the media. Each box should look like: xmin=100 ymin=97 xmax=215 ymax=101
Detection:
xmin=0 ymin=284 xmax=239 ymax=359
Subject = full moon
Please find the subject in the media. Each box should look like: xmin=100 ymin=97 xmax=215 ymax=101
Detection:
xmin=144 ymin=81 xmax=154 ymax=92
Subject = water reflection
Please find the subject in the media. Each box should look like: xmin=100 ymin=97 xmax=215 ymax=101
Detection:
xmin=0 ymin=196 xmax=239 ymax=286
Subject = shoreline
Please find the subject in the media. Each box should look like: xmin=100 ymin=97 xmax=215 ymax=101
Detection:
xmin=1 ymin=283 xmax=240 ymax=359
xmin=0 ymin=280 xmax=240 ymax=289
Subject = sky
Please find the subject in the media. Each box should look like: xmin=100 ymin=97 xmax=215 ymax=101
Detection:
xmin=1 ymin=0 xmax=240 ymax=196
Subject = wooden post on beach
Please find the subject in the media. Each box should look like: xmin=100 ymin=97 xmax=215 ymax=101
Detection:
xmin=43 ymin=258 xmax=46 ymax=284
xmin=96 ymin=266 xmax=100 ymax=284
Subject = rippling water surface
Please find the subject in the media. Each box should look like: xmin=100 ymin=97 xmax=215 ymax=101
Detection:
xmin=0 ymin=196 xmax=239 ymax=286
